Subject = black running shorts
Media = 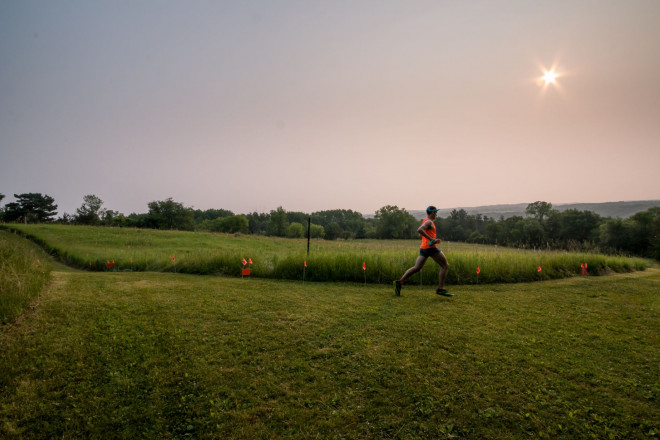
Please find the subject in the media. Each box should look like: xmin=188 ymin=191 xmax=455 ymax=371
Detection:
xmin=419 ymin=247 xmax=440 ymax=258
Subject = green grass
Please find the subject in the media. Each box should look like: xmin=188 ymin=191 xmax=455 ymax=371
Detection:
xmin=1 ymin=244 xmax=658 ymax=438
xmin=2 ymin=224 xmax=650 ymax=285
xmin=0 ymin=230 xmax=51 ymax=324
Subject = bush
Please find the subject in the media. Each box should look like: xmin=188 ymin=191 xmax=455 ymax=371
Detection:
xmin=310 ymin=224 xmax=325 ymax=239
xmin=219 ymin=215 xmax=250 ymax=234
xmin=287 ymin=222 xmax=305 ymax=238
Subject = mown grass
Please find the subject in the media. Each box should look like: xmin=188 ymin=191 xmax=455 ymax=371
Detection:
xmin=1 ymin=250 xmax=658 ymax=439
xmin=0 ymin=230 xmax=51 ymax=324
xmin=2 ymin=224 xmax=650 ymax=285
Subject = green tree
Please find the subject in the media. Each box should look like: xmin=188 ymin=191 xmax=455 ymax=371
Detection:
xmin=485 ymin=220 xmax=501 ymax=244
xmin=309 ymin=223 xmax=325 ymax=239
xmin=311 ymin=209 xmax=367 ymax=239
xmin=444 ymin=209 xmax=470 ymax=241
xmin=599 ymin=208 xmax=660 ymax=259
xmin=525 ymin=201 xmax=554 ymax=223
xmin=364 ymin=220 xmax=378 ymax=239
xmin=267 ymin=207 xmax=289 ymax=237
xmin=4 ymin=193 xmax=58 ymax=223
xmin=286 ymin=211 xmax=310 ymax=226
xmin=57 ymin=213 xmax=73 ymax=224
xmin=246 ymin=212 xmax=269 ymax=235
xmin=449 ymin=209 xmax=468 ymax=225
xmin=75 ymin=194 xmax=106 ymax=225
xmin=558 ymin=209 xmax=601 ymax=243
xmin=146 ymin=198 xmax=195 ymax=230
xmin=649 ymin=208 xmax=660 ymax=260
xmin=544 ymin=210 xmax=562 ymax=243
xmin=126 ymin=212 xmax=150 ymax=228
xmin=498 ymin=216 xmax=525 ymax=246
xmin=193 ymin=208 xmax=234 ymax=224
xmin=374 ymin=205 xmax=417 ymax=239
xmin=522 ymin=218 xmax=545 ymax=247
xmin=102 ymin=210 xmax=129 ymax=227
xmin=219 ymin=215 xmax=250 ymax=234
xmin=599 ymin=218 xmax=633 ymax=252
xmin=628 ymin=209 xmax=656 ymax=255
xmin=467 ymin=231 xmax=486 ymax=244
xmin=325 ymin=222 xmax=342 ymax=240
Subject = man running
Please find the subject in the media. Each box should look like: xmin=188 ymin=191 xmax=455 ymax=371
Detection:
xmin=394 ymin=206 xmax=452 ymax=297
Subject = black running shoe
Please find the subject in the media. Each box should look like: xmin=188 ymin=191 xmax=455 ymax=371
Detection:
xmin=394 ymin=280 xmax=402 ymax=296
xmin=436 ymin=289 xmax=453 ymax=297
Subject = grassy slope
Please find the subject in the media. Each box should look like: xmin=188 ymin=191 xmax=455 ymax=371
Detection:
xmin=1 ymin=262 xmax=658 ymax=439
xmin=0 ymin=230 xmax=51 ymax=324
xmin=2 ymin=224 xmax=649 ymax=285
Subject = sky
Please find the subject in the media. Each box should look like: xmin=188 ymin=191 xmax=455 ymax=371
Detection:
xmin=1 ymin=1 xmax=659 ymax=217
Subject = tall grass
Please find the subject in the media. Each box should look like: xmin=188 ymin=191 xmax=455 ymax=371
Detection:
xmin=0 ymin=230 xmax=51 ymax=324
xmin=3 ymin=224 xmax=649 ymax=285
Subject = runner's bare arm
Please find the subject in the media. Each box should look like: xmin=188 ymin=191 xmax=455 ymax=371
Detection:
xmin=417 ymin=220 xmax=434 ymax=240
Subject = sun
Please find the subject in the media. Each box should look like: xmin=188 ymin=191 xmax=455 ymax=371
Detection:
xmin=534 ymin=58 xmax=568 ymax=96
xmin=536 ymin=61 xmax=563 ymax=89
xmin=542 ymin=69 xmax=558 ymax=85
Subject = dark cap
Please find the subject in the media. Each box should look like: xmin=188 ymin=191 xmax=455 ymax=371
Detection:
xmin=426 ymin=206 xmax=438 ymax=214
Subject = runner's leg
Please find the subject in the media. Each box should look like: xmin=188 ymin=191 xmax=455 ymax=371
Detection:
xmin=431 ymin=251 xmax=449 ymax=290
xmin=399 ymin=256 xmax=428 ymax=284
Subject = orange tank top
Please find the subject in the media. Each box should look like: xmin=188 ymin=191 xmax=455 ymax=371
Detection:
xmin=420 ymin=218 xmax=437 ymax=249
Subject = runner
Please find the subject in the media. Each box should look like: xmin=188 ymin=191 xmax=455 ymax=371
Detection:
xmin=394 ymin=206 xmax=452 ymax=297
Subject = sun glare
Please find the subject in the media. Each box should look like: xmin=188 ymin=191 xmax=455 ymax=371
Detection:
xmin=543 ymin=70 xmax=557 ymax=85
xmin=536 ymin=60 xmax=563 ymax=90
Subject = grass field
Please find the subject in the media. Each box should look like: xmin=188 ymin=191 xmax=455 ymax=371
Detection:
xmin=1 ymin=233 xmax=658 ymax=439
xmin=2 ymin=224 xmax=649 ymax=285
xmin=0 ymin=231 xmax=51 ymax=324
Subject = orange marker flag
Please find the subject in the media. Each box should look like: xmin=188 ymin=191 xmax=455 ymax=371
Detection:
xmin=476 ymin=266 xmax=481 ymax=274
xmin=242 ymin=258 xmax=247 ymax=266
xmin=249 ymin=258 xmax=253 ymax=265
xmin=172 ymin=256 xmax=176 ymax=262
xmin=304 ymin=260 xmax=307 ymax=267
xmin=362 ymin=261 xmax=366 ymax=271
xmin=537 ymin=266 xmax=542 ymax=272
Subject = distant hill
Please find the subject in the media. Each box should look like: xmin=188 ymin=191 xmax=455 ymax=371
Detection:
xmin=405 ymin=200 xmax=660 ymax=220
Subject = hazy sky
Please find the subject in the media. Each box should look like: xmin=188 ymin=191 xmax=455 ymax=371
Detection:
xmin=1 ymin=1 xmax=659 ymax=217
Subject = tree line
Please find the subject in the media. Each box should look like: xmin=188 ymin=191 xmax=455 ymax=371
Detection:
xmin=1 ymin=193 xmax=658 ymax=260
xmin=436 ymin=201 xmax=660 ymax=259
